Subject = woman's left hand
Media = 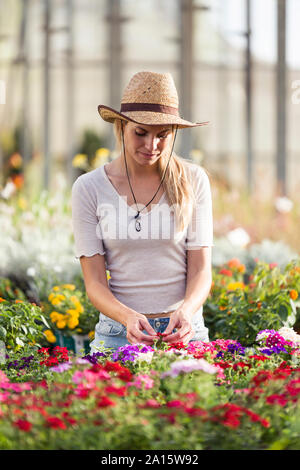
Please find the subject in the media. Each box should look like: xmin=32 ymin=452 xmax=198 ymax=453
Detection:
xmin=162 ymin=307 xmax=195 ymax=344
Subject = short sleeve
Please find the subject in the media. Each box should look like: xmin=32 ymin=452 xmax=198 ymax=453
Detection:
xmin=71 ymin=176 xmax=106 ymax=259
xmin=185 ymin=165 xmax=214 ymax=249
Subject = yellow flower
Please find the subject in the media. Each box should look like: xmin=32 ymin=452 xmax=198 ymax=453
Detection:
xmin=72 ymin=153 xmax=88 ymax=169
xmin=56 ymin=320 xmax=67 ymax=329
xmin=66 ymin=307 xmax=79 ymax=315
xmin=50 ymin=311 xmax=62 ymax=322
xmin=53 ymin=286 xmax=60 ymax=291
xmin=44 ymin=329 xmax=57 ymax=343
xmin=88 ymin=331 xmax=95 ymax=340
xmin=92 ymin=148 xmax=110 ymax=168
xmin=227 ymin=282 xmax=245 ymax=291
xmin=18 ymin=196 xmax=27 ymax=210
xmin=62 ymin=284 xmax=76 ymax=290
xmin=67 ymin=318 xmax=79 ymax=329
xmin=48 ymin=293 xmax=55 ymax=302
xmin=50 ymin=294 xmax=65 ymax=306
xmin=74 ymin=303 xmax=84 ymax=314
xmin=70 ymin=295 xmax=79 ymax=303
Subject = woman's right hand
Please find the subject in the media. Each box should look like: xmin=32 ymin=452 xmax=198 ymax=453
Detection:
xmin=125 ymin=313 xmax=157 ymax=345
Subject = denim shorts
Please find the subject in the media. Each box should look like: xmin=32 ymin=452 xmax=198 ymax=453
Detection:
xmin=89 ymin=307 xmax=209 ymax=353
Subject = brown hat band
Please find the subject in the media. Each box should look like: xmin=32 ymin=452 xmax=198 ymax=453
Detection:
xmin=120 ymin=102 xmax=180 ymax=116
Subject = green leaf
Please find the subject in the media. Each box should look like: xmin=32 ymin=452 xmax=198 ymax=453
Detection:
xmin=21 ymin=325 xmax=28 ymax=335
xmin=15 ymin=337 xmax=25 ymax=347
xmin=278 ymin=304 xmax=289 ymax=321
xmin=268 ymin=439 xmax=290 ymax=450
xmin=0 ymin=325 xmax=6 ymax=340
xmin=40 ymin=315 xmax=50 ymax=329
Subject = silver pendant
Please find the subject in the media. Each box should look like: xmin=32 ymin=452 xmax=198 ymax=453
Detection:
xmin=134 ymin=213 xmax=141 ymax=232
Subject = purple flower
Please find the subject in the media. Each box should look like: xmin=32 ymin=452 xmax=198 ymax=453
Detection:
xmin=112 ymin=344 xmax=154 ymax=363
xmin=260 ymin=345 xmax=288 ymax=355
xmin=227 ymin=343 xmax=245 ymax=355
xmin=82 ymin=352 xmax=107 ymax=365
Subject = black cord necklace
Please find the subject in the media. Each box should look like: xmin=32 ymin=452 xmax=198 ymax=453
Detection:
xmin=121 ymin=122 xmax=178 ymax=232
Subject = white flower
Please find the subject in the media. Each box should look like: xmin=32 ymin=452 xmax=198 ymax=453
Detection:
xmin=1 ymin=181 xmax=16 ymax=199
xmin=133 ymin=351 xmax=154 ymax=364
xmin=26 ymin=267 xmax=36 ymax=277
xmin=278 ymin=327 xmax=300 ymax=344
xmin=274 ymin=197 xmax=293 ymax=214
xmin=227 ymin=228 xmax=250 ymax=248
xmin=161 ymin=358 xmax=219 ymax=378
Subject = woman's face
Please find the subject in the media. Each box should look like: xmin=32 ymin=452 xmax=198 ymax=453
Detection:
xmin=121 ymin=121 xmax=174 ymax=167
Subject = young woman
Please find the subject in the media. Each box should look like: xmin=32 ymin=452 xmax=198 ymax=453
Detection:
xmin=71 ymin=71 xmax=214 ymax=352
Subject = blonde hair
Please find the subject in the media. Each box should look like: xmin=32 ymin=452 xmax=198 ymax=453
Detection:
xmin=113 ymin=119 xmax=198 ymax=232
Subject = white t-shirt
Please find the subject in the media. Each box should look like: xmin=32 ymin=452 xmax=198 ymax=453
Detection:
xmin=71 ymin=161 xmax=214 ymax=314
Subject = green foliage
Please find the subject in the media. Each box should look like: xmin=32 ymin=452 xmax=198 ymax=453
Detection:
xmin=205 ymin=258 xmax=300 ymax=345
xmin=0 ymin=300 xmax=49 ymax=351
xmin=77 ymin=129 xmax=108 ymax=166
xmin=0 ymin=278 xmax=27 ymax=302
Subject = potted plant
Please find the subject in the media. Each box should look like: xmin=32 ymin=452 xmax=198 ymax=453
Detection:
xmin=43 ymin=283 xmax=104 ymax=354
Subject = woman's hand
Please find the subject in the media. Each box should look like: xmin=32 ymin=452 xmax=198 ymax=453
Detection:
xmin=125 ymin=312 xmax=157 ymax=345
xmin=162 ymin=307 xmax=195 ymax=344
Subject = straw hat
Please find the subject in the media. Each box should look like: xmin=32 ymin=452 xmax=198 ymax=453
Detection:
xmin=98 ymin=71 xmax=209 ymax=129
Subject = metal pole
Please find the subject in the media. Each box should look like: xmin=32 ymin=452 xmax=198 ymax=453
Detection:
xmin=21 ymin=0 xmax=30 ymax=169
xmin=66 ymin=0 xmax=75 ymax=186
xmin=179 ymin=0 xmax=193 ymax=157
xmin=43 ymin=0 xmax=50 ymax=190
xmin=107 ymin=0 xmax=122 ymax=152
xmin=276 ymin=0 xmax=287 ymax=196
xmin=245 ymin=0 xmax=253 ymax=193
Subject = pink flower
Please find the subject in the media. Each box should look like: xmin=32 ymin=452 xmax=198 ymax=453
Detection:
xmin=0 ymin=371 xmax=9 ymax=383
xmin=128 ymin=374 xmax=154 ymax=390
xmin=0 ymin=392 xmax=10 ymax=402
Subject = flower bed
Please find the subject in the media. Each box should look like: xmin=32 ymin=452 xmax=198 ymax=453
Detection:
xmin=0 ymin=328 xmax=299 ymax=450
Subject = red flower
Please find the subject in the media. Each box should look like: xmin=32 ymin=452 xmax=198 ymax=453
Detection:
xmin=219 ymin=268 xmax=233 ymax=276
xmin=93 ymin=419 xmax=103 ymax=426
xmin=13 ymin=419 xmax=32 ymax=432
xmin=103 ymin=361 xmax=123 ymax=372
xmin=266 ymin=394 xmax=288 ymax=406
xmin=166 ymin=400 xmax=184 ymax=408
xmin=62 ymin=412 xmax=77 ymax=426
xmin=97 ymin=396 xmax=116 ymax=408
xmin=184 ymin=407 xmax=208 ymax=417
xmin=249 ymin=355 xmax=269 ymax=362
xmin=104 ymin=385 xmax=127 ymax=397
xmin=285 ymin=379 xmax=300 ymax=397
xmin=168 ymin=342 xmax=187 ymax=350
xmin=45 ymin=416 xmax=67 ymax=430
xmin=117 ymin=369 xmax=133 ymax=382
xmin=233 ymin=362 xmax=251 ymax=371
xmin=38 ymin=347 xmax=50 ymax=356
